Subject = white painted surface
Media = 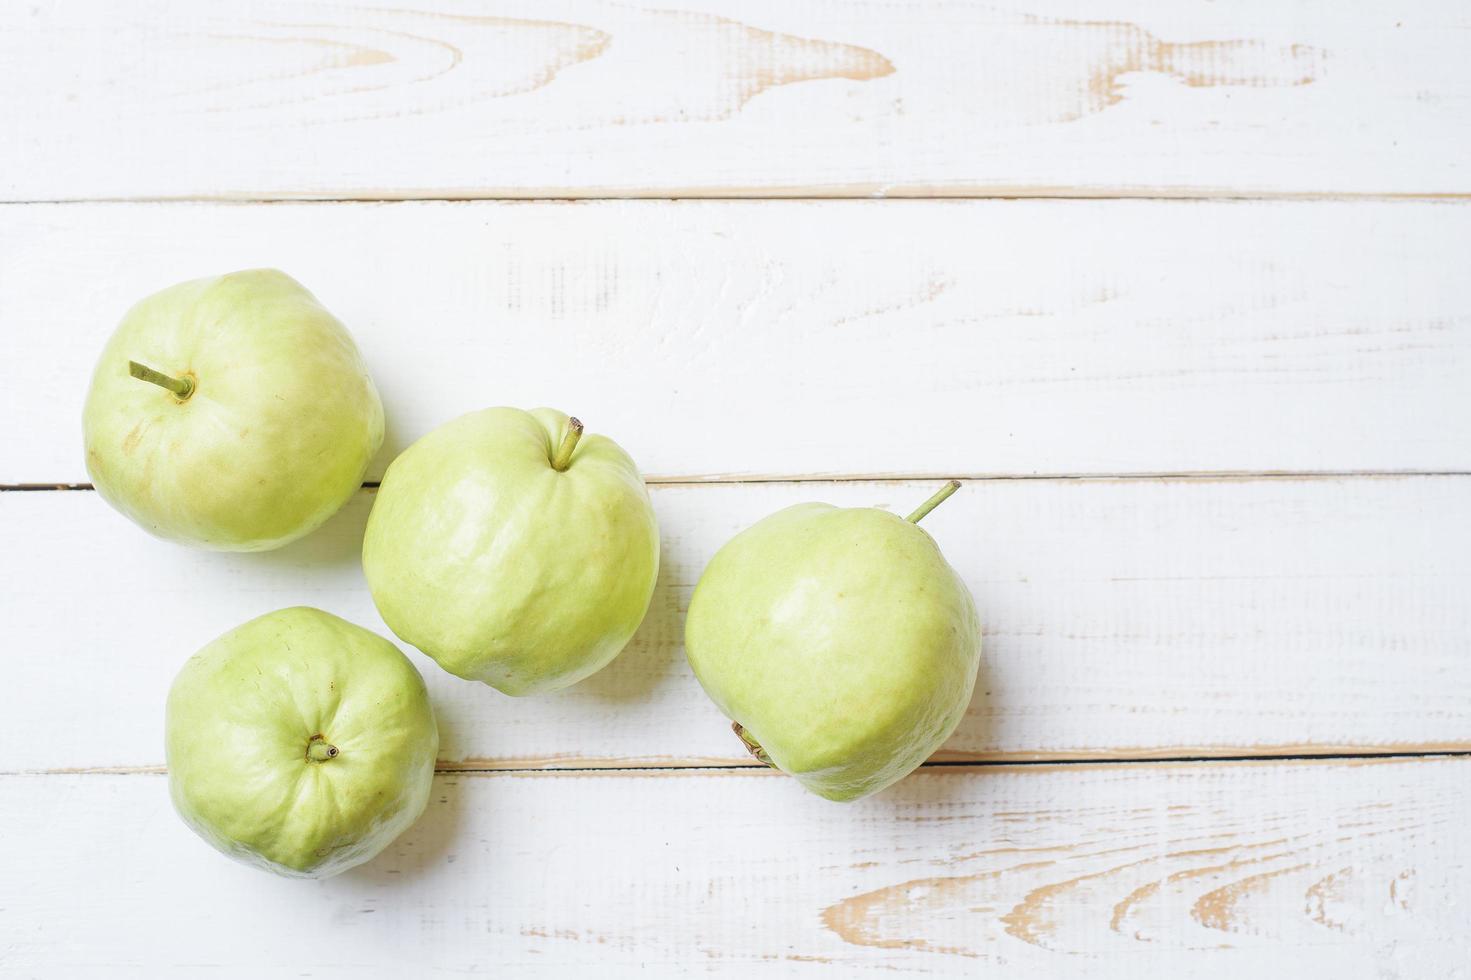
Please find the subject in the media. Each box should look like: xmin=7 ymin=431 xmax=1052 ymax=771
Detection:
xmin=4 ymin=200 xmax=1470 ymax=484
xmin=3 ymin=760 xmax=1467 ymax=977
xmin=3 ymin=476 xmax=1468 ymax=774
xmin=2 ymin=1 xmax=1469 ymax=199
xmin=2 ymin=3 xmax=1469 ymax=977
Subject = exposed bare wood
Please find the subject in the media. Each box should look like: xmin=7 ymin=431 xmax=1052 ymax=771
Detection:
xmin=4 ymin=1 xmax=1469 ymax=199
xmin=4 ymin=476 xmax=1467 ymax=772
xmin=4 ymin=200 xmax=1469 ymax=484
xmin=2 ymin=759 xmax=1465 ymax=975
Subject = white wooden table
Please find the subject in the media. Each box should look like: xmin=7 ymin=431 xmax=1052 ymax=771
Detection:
xmin=3 ymin=2 xmax=1469 ymax=976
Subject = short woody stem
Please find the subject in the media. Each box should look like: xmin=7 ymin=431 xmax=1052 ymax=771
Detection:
xmin=905 ymin=480 xmax=961 ymax=524
xmin=128 ymin=361 xmax=194 ymax=399
xmin=551 ymin=417 xmax=584 ymax=471
xmin=306 ymin=736 xmax=339 ymax=762
xmin=732 ymin=722 xmax=775 ymax=769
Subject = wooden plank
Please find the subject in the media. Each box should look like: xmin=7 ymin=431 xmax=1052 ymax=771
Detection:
xmin=3 ymin=476 xmax=1467 ymax=773
xmin=2 ymin=758 xmax=1466 ymax=976
xmin=4 ymin=200 xmax=1470 ymax=484
xmin=3 ymin=1 xmax=1469 ymax=200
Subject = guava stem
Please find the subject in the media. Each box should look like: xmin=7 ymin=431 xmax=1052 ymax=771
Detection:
xmin=551 ymin=417 xmax=584 ymax=471
xmin=306 ymin=737 xmax=339 ymax=762
xmin=732 ymin=722 xmax=775 ymax=769
xmin=128 ymin=360 xmax=194 ymax=399
xmin=905 ymin=480 xmax=962 ymax=524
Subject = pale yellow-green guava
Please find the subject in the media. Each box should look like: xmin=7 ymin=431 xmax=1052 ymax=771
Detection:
xmin=82 ymin=269 xmax=383 ymax=551
xmin=165 ymin=607 xmax=439 ymax=878
xmin=685 ymin=483 xmax=980 ymax=802
xmin=362 ymin=408 xmax=659 ymax=695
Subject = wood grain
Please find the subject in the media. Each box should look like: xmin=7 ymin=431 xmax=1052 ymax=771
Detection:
xmin=4 ymin=476 xmax=1467 ymax=772
xmin=2 ymin=758 xmax=1466 ymax=976
xmin=5 ymin=5 xmax=1467 ymax=976
xmin=4 ymin=1 xmax=1469 ymax=200
xmin=4 ymin=200 xmax=1470 ymax=484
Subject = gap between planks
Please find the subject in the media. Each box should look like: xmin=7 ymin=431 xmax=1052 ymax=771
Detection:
xmin=15 ymin=748 xmax=1471 ymax=778
xmin=4 ymin=470 xmax=1470 ymax=492
xmin=7 ymin=191 xmax=1471 ymax=205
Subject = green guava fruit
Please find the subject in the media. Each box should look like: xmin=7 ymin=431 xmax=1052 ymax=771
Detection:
xmin=165 ymin=607 xmax=439 ymax=878
xmin=82 ymin=269 xmax=383 ymax=551
xmin=362 ymin=407 xmax=660 ymax=695
xmin=685 ymin=482 xmax=980 ymax=801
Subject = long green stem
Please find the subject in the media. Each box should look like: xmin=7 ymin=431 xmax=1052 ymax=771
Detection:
xmin=128 ymin=360 xmax=194 ymax=399
xmin=905 ymin=480 xmax=961 ymax=524
xmin=551 ymin=417 xmax=584 ymax=471
xmin=306 ymin=736 xmax=339 ymax=762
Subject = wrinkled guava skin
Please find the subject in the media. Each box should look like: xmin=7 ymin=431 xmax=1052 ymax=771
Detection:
xmin=83 ymin=269 xmax=384 ymax=551
xmin=685 ymin=504 xmax=981 ymax=802
xmin=362 ymin=407 xmax=660 ymax=696
xmin=165 ymin=607 xmax=439 ymax=878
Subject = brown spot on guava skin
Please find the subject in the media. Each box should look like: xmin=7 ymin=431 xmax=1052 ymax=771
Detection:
xmin=122 ymin=422 xmax=145 ymax=455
